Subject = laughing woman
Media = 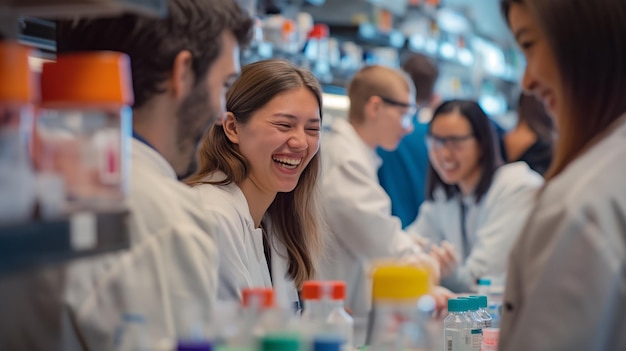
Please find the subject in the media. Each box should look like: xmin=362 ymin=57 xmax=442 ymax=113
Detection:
xmin=186 ymin=59 xmax=324 ymax=311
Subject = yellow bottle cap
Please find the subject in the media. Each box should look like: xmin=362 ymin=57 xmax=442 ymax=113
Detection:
xmin=371 ymin=264 xmax=430 ymax=301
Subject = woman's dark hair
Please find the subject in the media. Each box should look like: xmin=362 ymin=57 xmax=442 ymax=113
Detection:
xmin=501 ymin=0 xmax=626 ymax=180
xmin=426 ymin=100 xmax=503 ymax=203
xmin=517 ymin=93 xmax=555 ymax=143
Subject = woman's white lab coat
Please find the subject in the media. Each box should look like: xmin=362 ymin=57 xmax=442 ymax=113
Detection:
xmin=63 ymin=139 xmax=219 ymax=350
xmin=406 ymin=162 xmax=543 ymax=292
xmin=499 ymin=116 xmax=626 ymax=351
xmin=318 ymin=118 xmax=421 ymax=345
xmin=193 ymin=173 xmax=300 ymax=309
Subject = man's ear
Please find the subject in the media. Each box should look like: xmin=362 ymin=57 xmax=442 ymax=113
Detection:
xmin=171 ymin=50 xmax=194 ymax=101
xmin=223 ymin=112 xmax=240 ymax=144
xmin=364 ymin=95 xmax=382 ymax=121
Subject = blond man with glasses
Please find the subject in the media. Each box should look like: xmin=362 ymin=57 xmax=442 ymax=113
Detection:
xmin=318 ymin=65 xmax=450 ymax=346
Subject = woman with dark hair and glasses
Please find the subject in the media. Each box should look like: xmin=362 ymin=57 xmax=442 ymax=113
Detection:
xmin=406 ymin=100 xmax=543 ymax=292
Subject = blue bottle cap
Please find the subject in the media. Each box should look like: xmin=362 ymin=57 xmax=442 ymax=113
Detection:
xmin=177 ymin=340 xmax=212 ymax=351
xmin=313 ymin=336 xmax=343 ymax=351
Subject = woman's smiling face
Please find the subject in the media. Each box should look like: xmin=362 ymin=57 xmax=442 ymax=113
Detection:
xmin=230 ymin=87 xmax=321 ymax=194
xmin=509 ymin=3 xmax=564 ymax=122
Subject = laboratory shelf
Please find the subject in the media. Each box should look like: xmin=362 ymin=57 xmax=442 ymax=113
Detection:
xmin=0 ymin=210 xmax=130 ymax=275
xmin=3 ymin=0 xmax=167 ymax=18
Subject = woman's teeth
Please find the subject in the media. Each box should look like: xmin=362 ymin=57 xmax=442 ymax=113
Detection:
xmin=442 ymin=162 xmax=457 ymax=171
xmin=273 ymin=157 xmax=301 ymax=170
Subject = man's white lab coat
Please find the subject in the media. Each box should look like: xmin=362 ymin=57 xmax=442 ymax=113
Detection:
xmin=406 ymin=162 xmax=543 ymax=292
xmin=192 ymin=176 xmax=300 ymax=309
xmin=499 ymin=116 xmax=626 ymax=351
xmin=62 ymin=139 xmax=219 ymax=350
xmin=318 ymin=118 xmax=421 ymax=346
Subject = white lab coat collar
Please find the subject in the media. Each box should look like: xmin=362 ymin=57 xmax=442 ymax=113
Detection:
xmin=331 ymin=118 xmax=382 ymax=170
xmin=201 ymin=171 xmax=255 ymax=226
xmin=194 ymin=172 xmax=299 ymax=307
xmin=131 ymin=138 xmax=177 ymax=180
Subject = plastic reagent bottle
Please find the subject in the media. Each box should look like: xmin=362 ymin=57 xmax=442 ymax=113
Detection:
xmin=466 ymin=297 xmax=488 ymax=330
xmin=237 ymin=287 xmax=275 ymax=347
xmin=301 ymin=280 xmax=354 ymax=351
xmin=458 ymin=298 xmax=482 ymax=351
xmin=476 ymin=278 xmax=491 ymax=297
xmin=469 ymin=296 xmax=492 ymax=328
xmin=443 ymin=299 xmax=471 ymax=351
xmin=366 ymin=264 xmax=433 ymax=351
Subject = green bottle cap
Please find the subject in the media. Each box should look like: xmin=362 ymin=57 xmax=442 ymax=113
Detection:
xmin=261 ymin=333 xmax=301 ymax=351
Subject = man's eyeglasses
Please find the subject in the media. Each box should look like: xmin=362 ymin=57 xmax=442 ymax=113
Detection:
xmin=376 ymin=95 xmax=418 ymax=129
xmin=426 ymin=134 xmax=475 ymax=151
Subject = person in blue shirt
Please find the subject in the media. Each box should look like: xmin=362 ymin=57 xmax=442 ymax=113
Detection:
xmin=377 ymin=54 xmax=440 ymax=228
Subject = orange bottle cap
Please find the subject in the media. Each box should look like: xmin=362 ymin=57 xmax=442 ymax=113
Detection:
xmin=301 ymin=280 xmax=346 ymax=300
xmin=41 ymin=51 xmax=134 ymax=107
xmin=242 ymin=287 xmax=274 ymax=308
xmin=0 ymin=41 xmax=37 ymax=104
xmin=282 ymin=19 xmax=296 ymax=34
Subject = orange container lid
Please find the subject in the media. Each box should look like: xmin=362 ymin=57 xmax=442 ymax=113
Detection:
xmin=301 ymin=280 xmax=346 ymax=300
xmin=242 ymin=287 xmax=274 ymax=308
xmin=0 ymin=41 xmax=38 ymax=103
xmin=40 ymin=51 xmax=134 ymax=107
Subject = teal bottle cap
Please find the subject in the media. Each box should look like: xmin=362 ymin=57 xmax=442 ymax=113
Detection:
xmin=477 ymin=278 xmax=492 ymax=286
xmin=469 ymin=295 xmax=488 ymax=308
xmin=458 ymin=297 xmax=478 ymax=311
xmin=447 ymin=298 xmax=467 ymax=312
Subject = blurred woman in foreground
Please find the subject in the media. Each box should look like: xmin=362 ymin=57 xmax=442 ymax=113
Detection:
xmin=500 ymin=0 xmax=626 ymax=349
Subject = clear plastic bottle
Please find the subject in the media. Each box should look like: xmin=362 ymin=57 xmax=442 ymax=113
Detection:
xmin=0 ymin=41 xmax=37 ymax=224
xmin=37 ymin=51 xmax=133 ymax=214
xmin=307 ymin=24 xmax=332 ymax=84
xmin=236 ymin=287 xmax=276 ymax=347
xmin=458 ymin=298 xmax=482 ymax=351
xmin=115 ymin=313 xmax=149 ymax=351
xmin=476 ymin=278 xmax=491 ymax=297
xmin=301 ymin=280 xmax=354 ymax=351
xmin=469 ymin=296 xmax=492 ymax=328
xmin=366 ymin=264 xmax=433 ymax=351
xmin=443 ymin=299 xmax=471 ymax=351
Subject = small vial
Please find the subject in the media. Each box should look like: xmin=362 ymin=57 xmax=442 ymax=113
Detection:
xmin=480 ymin=328 xmax=499 ymax=351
